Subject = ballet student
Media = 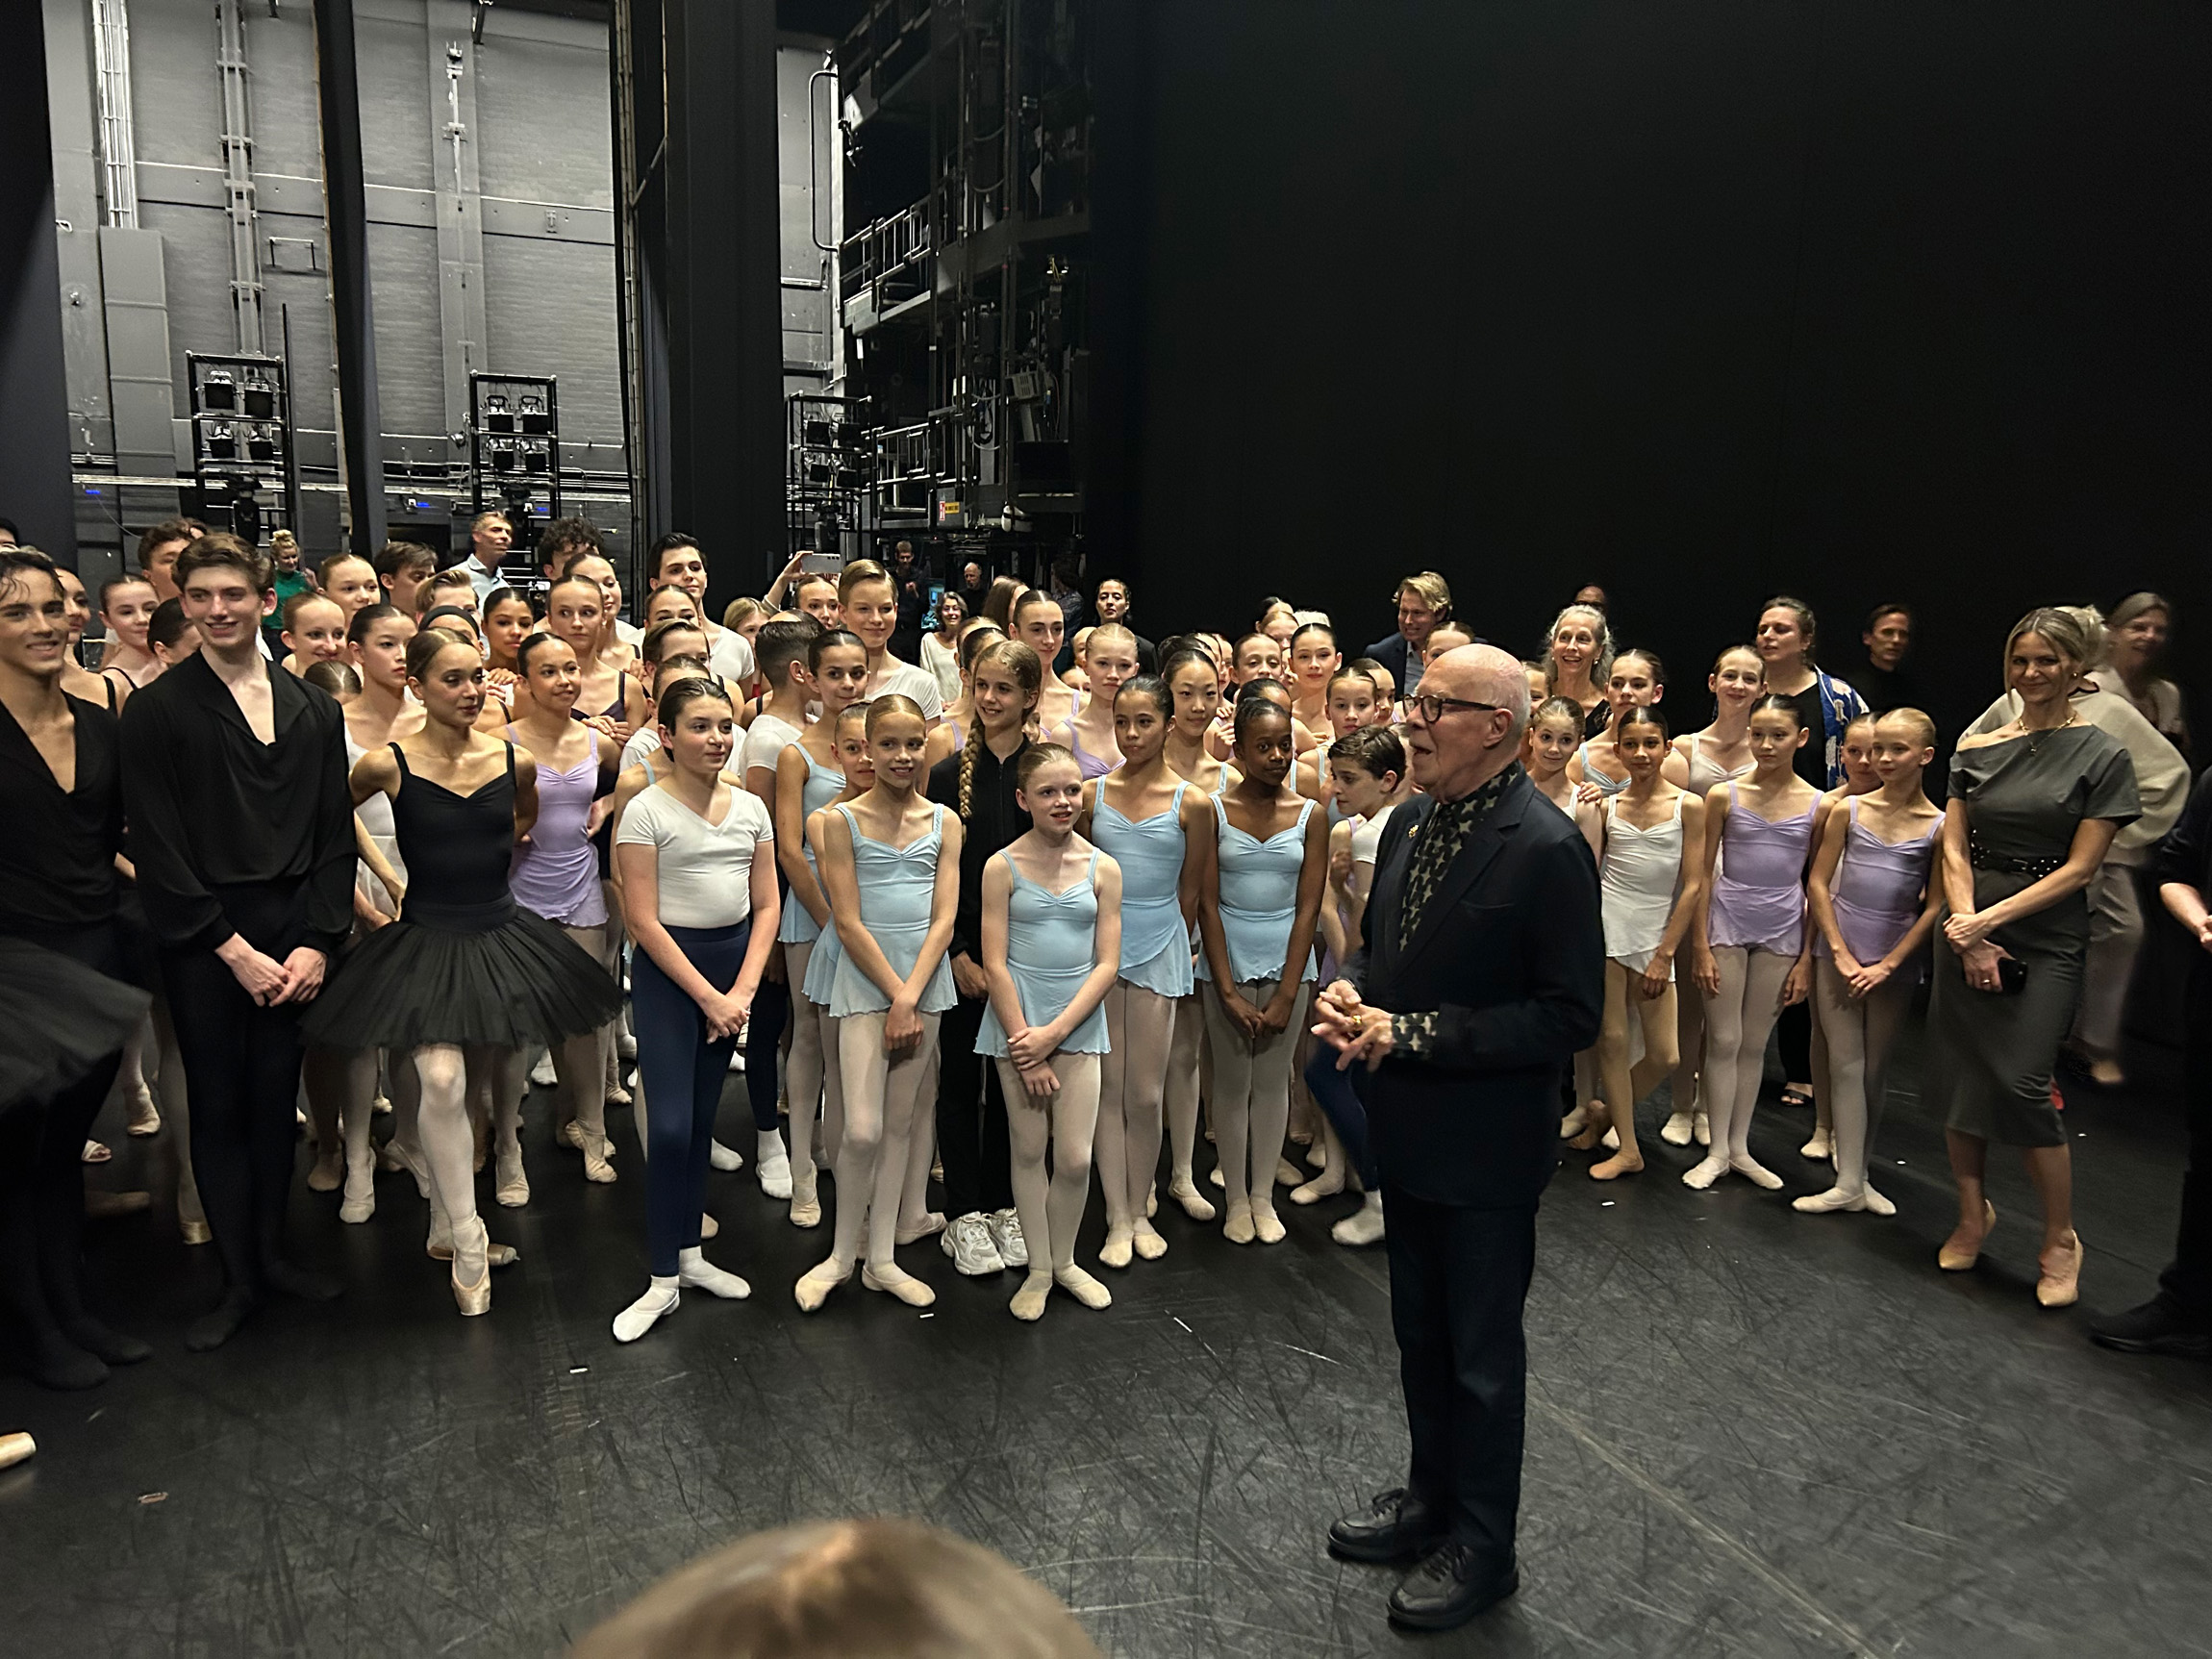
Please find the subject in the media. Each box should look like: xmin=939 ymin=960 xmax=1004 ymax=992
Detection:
xmin=562 ymin=550 xmax=640 ymax=667
xmin=928 ymin=638 xmax=1043 ymax=1275
xmin=507 ymin=631 xmax=626 ymax=1192
xmin=1657 ymin=645 xmax=1762 ymax=1148
xmin=1524 ymin=696 xmax=1586 ymax=820
xmin=1154 ymin=643 xmax=1230 ymax=1220
xmin=53 ymin=567 xmax=120 ymax=712
xmin=1194 ymin=691 xmax=1329 ymax=1244
xmin=0 ymin=548 xmax=155 ymax=1388
xmin=544 ymin=573 xmax=645 ymax=739
xmin=1797 ymin=709 xmax=1945 ymax=1217
xmin=1058 ymin=621 xmax=1138 ymax=779
xmin=317 ymin=551 xmax=383 ymax=622
xmin=1014 ymin=589 xmax=1082 ymax=731
xmin=1083 ymin=674 xmax=1204 ymax=1268
xmin=120 ymin=534 xmax=357 ymax=1350
xmin=1567 ymin=647 xmax=1665 ymax=801
xmin=374 ymin=539 xmax=438 ymax=616
xmin=1287 ymin=622 xmax=1341 ymax=735
xmin=840 ymin=558 xmax=944 ymax=719
xmin=1300 ymin=725 xmax=1415 ymax=1244
xmin=610 ymin=678 xmax=779 ymax=1343
xmin=1683 ymin=694 xmax=1822 ymax=1192
xmin=979 ymin=744 xmax=1124 ymax=1319
xmin=304 ymin=629 xmax=621 ymax=1316
xmin=95 ymin=574 xmax=160 ymax=706
xmin=278 ymin=591 xmax=349 ymax=679
xmin=616 ymin=621 xmax=710 ymax=771
xmin=1543 ymin=602 xmax=1616 ymax=739
xmin=774 ymin=626 xmax=869 ymax=1225
xmin=1572 ymin=706 xmax=1704 ymax=1181
xmin=797 ymin=695 xmax=962 ymax=1313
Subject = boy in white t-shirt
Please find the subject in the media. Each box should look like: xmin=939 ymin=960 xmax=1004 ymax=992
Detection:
xmin=740 ymin=616 xmax=822 ymax=805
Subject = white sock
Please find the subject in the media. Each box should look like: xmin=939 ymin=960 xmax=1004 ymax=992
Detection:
xmin=756 ymin=1128 xmax=790 ymax=1169
xmin=676 ymin=1246 xmax=750 ymax=1299
xmin=613 ymin=1277 xmax=680 ymax=1343
xmin=709 ymin=1139 xmax=743 ymax=1171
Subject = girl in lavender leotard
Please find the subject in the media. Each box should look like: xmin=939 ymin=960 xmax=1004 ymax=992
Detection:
xmin=1685 ymin=694 xmax=1823 ymax=1191
xmin=1797 ymin=710 xmax=1946 ymax=1217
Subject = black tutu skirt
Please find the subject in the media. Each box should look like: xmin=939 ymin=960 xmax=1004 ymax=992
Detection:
xmin=301 ymin=901 xmax=621 ymax=1053
xmin=0 ymin=937 xmax=152 ymax=1113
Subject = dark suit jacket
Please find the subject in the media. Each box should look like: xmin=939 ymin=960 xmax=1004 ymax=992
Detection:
xmin=1347 ymin=769 xmax=1603 ymax=1208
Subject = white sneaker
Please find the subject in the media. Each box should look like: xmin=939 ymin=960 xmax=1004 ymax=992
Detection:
xmin=529 ymin=1051 xmax=557 ymax=1089
xmin=1332 ymin=1191 xmax=1385 ymax=1247
xmin=942 ymin=1212 xmax=1005 ymax=1275
xmin=988 ymin=1207 xmax=1029 ymax=1269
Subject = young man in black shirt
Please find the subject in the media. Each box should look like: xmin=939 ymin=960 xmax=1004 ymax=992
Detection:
xmin=121 ymin=533 xmax=356 ymax=1350
xmin=0 ymin=549 xmax=152 ymax=1388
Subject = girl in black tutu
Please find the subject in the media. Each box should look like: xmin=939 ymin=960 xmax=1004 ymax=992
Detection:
xmin=303 ymin=629 xmax=621 ymax=1315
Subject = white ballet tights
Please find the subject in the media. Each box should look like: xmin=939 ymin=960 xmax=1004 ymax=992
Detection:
xmin=1200 ymin=978 xmax=1309 ymax=1217
xmin=1163 ymin=991 xmax=1205 ymax=1181
xmin=828 ymin=1011 xmax=941 ymax=1270
xmin=1695 ymin=946 xmax=1794 ymax=1180
xmin=1812 ymin=961 xmax=1912 ymax=1198
xmin=1096 ymin=983 xmax=1176 ymax=1233
xmin=783 ymin=942 xmax=835 ymax=1182
xmin=998 ymin=1053 xmax=1100 ymax=1272
xmin=414 ymin=1044 xmax=506 ymax=1234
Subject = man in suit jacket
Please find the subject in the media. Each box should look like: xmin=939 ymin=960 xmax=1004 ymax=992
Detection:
xmin=1314 ymin=642 xmax=1603 ymax=1631
xmin=1361 ymin=570 xmax=1454 ymax=702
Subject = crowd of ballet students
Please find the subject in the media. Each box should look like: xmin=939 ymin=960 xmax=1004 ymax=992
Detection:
xmin=2 ymin=506 xmax=2208 ymax=1440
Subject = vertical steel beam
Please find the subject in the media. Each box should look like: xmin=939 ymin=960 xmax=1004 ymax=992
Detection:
xmin=311 ymin=0 xmax=387 ymax=553
xmin=214 ymin=0 xmax=264 ymax=352
xmin=426 ymin=2 xmax=489 ymax=470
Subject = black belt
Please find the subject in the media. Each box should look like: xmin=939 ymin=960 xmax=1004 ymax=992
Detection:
xmin=1969 ymin=835 xmax=2062 ymax=880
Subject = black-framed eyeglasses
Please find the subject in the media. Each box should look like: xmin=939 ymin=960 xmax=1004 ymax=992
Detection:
xmin=1407 ymin=694 xmax=1504 ymax=723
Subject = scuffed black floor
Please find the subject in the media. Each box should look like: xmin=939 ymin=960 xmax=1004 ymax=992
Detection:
xmin=3 ymin=1031 xmax=2208 ymax=1658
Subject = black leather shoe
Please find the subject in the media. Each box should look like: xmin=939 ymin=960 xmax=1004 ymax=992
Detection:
xmin=1327 ymin=1488 xmax=1447 ymax=1564
xmin=1387 ymin=1540 xmax=1519 ymax=1631
xmin=2089 ymin=1296 xmax=2212 ymax=1359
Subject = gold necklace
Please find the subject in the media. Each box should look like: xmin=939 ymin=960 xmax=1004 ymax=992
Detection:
xmin=2023 ymin=709 xmax=2079 ymax=754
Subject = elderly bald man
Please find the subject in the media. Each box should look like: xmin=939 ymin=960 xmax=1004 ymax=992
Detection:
xmin=1314 ymin=643 xmax=1603 ymax=1630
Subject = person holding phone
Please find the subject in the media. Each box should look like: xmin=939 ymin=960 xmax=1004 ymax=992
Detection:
xmin=1927 ymin=609 xmax=2137 ymax=1311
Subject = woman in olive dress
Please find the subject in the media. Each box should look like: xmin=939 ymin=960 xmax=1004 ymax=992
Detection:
xmin=1929 ymin=609 xmax=2139 ymax=1310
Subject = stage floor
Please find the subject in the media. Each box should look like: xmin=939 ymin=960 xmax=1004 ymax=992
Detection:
xmin=4 ymin=1033 xmax=2207 ymax=1657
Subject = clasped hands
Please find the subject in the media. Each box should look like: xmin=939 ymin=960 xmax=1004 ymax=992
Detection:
xmin=218 ymin=936 xmax=327 ymax=1007
xmin=1311 ymin=978 xmax=1392 ymax=1071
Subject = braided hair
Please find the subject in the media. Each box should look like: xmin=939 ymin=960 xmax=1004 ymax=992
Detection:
xmin=958 ymin=638 xmax=1042 ymax=820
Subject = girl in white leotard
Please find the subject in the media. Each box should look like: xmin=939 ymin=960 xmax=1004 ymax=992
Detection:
xmin=1568 ymin=647 xmax=1665 ymax=803
xmin=1571 ymin=706 xmax=1706 ymax=1180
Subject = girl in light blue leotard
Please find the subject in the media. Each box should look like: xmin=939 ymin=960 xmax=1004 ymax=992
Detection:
xmin=980 ymin=742 xmax=1124 ymax=1320
xmin=772 ymin=628 xmax=867 ymax=1226
xmin=796 ymin=694 xmax=960 ymax=1317
xmin=1085 ymin=674 xmax=1203 ymax=1270
xmin=1194 ymin=693 xmax=1329 ymax=1248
